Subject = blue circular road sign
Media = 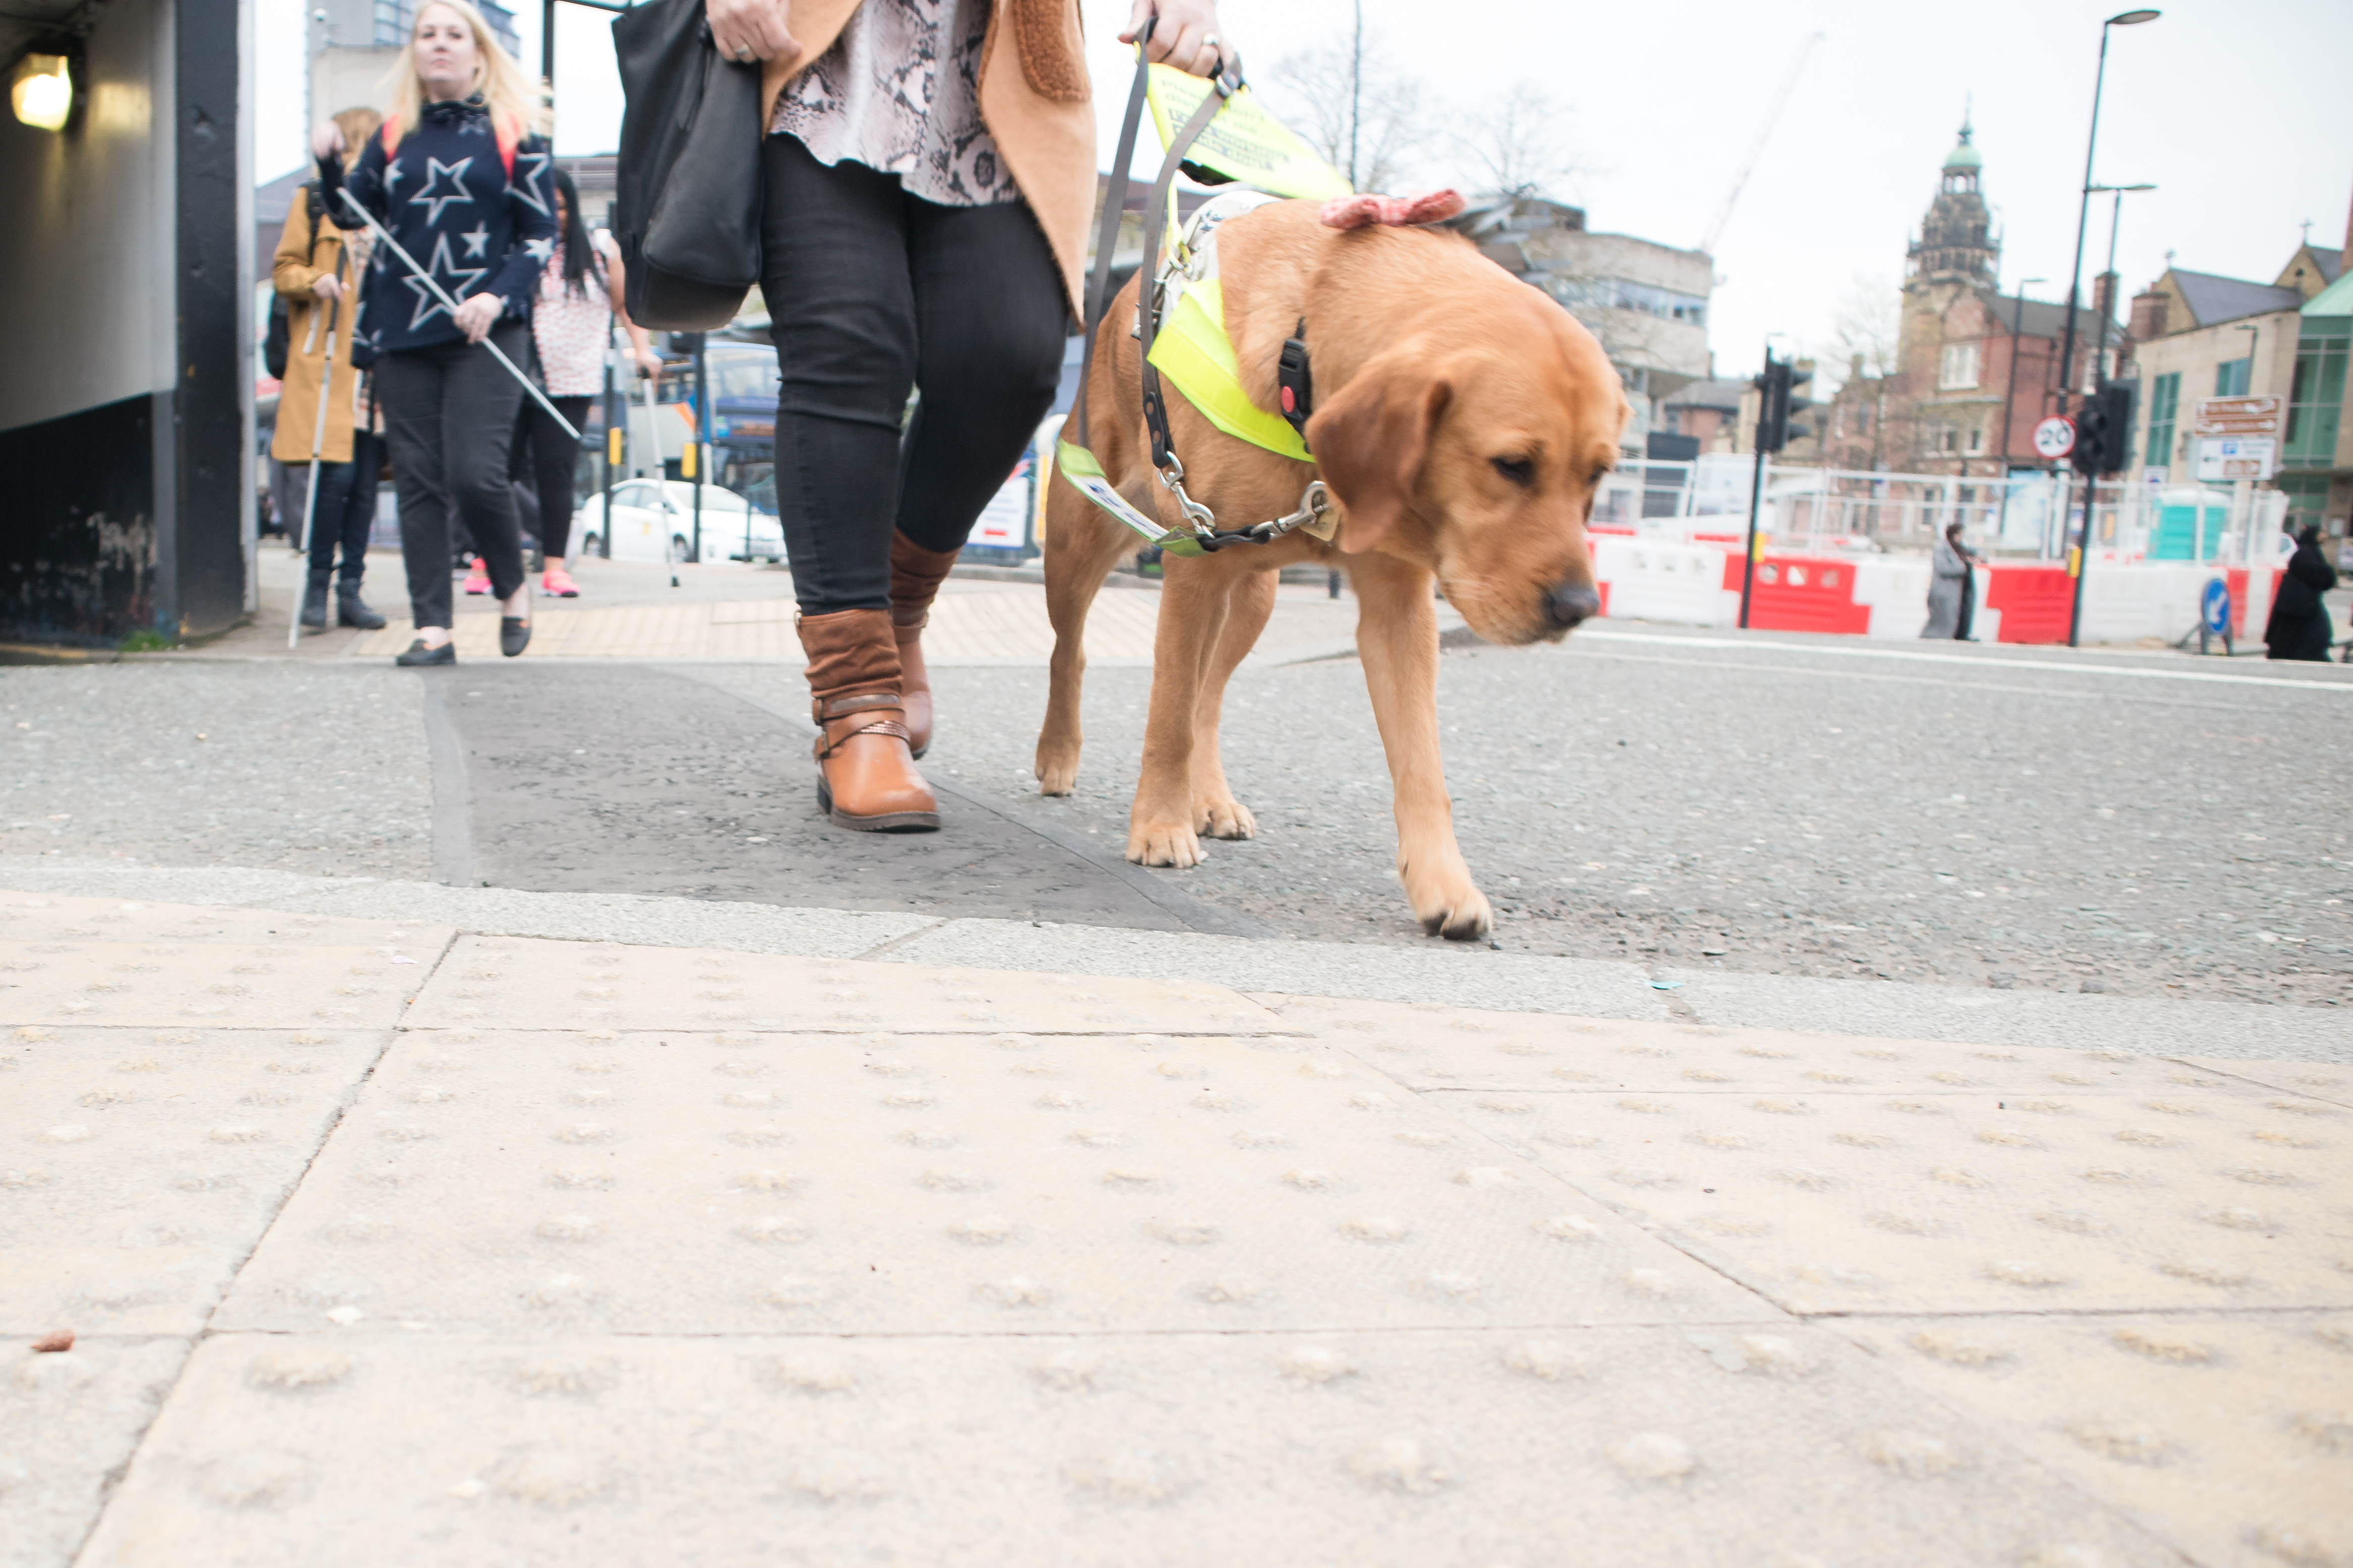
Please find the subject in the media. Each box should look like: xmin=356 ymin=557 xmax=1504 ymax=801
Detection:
xmin=2201 ymin=577 xmax=2232 ymax=635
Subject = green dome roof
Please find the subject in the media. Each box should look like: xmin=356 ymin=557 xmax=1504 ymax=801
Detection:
xmin=1944 ymin=118 xmax=1982 ymax=171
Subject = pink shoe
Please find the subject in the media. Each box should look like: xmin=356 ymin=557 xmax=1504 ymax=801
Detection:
xmin=542 ymin=566 xmax=580 ymax=598
xmin=462 ymin=557 xmax=490 ymax=595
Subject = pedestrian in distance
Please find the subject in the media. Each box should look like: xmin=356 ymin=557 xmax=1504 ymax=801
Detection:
xmin=2263 ymin=524 xmax=2339 ymax=661
xmin=1921 ymin=521 xmax=1972 ymax=639
xmin=506 ymin=166 xmax=662 ymax=600
xmin=312 ymin=0 xmax=557 ymax=667
xmin=703 ymin=0 xmax=1233 ymax=832
xmin=273 ymin=105 xmax=391 ymax=633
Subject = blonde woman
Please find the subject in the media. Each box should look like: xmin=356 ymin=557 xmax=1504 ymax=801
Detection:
xmin=311 ymin=0 xmax=556 ymax=665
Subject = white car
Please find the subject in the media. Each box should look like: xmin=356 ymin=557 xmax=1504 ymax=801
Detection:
xmin=575 ymin=479 xmax=783 ymax=564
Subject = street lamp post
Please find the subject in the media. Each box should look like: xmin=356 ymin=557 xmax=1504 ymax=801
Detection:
xmin=2055 ymin=10 xmax=2159 ymax=420
xmin=2089 ymin=183 xmax=2157 ymax=396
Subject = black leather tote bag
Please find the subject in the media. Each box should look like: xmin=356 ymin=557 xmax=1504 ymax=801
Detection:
xmin=612 ymin=0 xmax=763 ymax=331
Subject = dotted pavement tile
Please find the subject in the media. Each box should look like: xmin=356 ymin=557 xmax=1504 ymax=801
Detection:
xmin=1 ymin=939 xmax=428 ymax=1032
xmin=212 ymin=1028 xmax=1775 ymax=1336
xmin=0 ymin=1336 xmax=191 ymax=1568
xmin=75 ymin=1328 xmax=2183 ymax=1568
xmin=1 ymin=1028 xmax=391 ymax=1335
xmin=2187 ymin=1059 xmax=2353 ymax=1112
xmin=0 ymin=891 xmax=455 ymax=954
xmin=1259 ymin=993 xmax=2279 ymax=1098
xmin=402 ymin=935 xmax=1292 ymax=1035
xmin=1443 ymin=1087 xmax=2353 ymax=1315
xmin=1847 ymin=1312 xmax=2353 ymax=1568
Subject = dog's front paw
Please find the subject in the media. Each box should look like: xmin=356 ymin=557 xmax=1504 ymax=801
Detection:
xmin=1034 ymin=744 xmax=1080 ymax=797
xmin=1128 ymin=819 xmax=1206 ymax=869
xmin=1408 ymin=879 xmax=1492 ymax=942
xmin=1196 ymin=795 xmax=1257 ymax=841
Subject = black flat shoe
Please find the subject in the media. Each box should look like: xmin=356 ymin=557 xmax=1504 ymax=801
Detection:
xmin=394 ymin=639 xmax=455 ymax=667
xmin=500 ymin=617 xmax=531 ymax=658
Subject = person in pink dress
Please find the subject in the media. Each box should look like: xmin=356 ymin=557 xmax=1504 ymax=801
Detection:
xmin=467 ymin=166 xmax=660 ymax=598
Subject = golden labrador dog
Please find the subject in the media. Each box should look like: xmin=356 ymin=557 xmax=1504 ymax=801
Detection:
xmin=1035 ymin=198 xmax=1627 ymax=940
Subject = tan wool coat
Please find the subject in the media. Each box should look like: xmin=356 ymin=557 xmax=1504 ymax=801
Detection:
xmin=760 ymin=0 xmax=1096 ymax=314
xmin=270 ymin=193 xmax=366 ymax=465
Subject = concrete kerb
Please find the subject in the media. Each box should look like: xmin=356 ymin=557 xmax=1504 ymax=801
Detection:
xmin=5 ymin=858 xmax=2339 ymax=1060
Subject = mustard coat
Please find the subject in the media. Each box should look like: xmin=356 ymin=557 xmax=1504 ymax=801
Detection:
xmin=270 ymin=191 xmax=366 ymax=465
xmin=761 ymin=0 xmax=1096 ymax=315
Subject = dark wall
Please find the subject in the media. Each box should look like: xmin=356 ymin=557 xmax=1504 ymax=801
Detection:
xmin=0 ymin=396 xmax=159 ymax=645
xmin=0 ymin=0 xmax=249 ymax=648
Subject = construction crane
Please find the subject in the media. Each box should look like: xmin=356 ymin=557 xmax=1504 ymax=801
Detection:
xmin=1700 ymin=31 xmax=1825 ymax=257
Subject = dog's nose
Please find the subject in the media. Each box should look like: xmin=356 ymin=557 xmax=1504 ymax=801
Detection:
xmin=1543 ymin=582 xmax=1601 ymax=630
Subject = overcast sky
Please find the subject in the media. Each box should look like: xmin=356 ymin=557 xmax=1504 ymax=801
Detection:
xmin=256 ymin=0 xmax=2353 ymax=382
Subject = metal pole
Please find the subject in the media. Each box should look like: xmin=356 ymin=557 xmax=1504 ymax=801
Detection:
xmin=2064 ymin=469 xmax=2087 ymax=645
xmin=1739 ymin=352 xmax=1771 ymax=630
xmin=691 ymin=333 xmax=707 ymax=565
xmin=600 ymin=329 xmax=617 ymax=557
xmin=2054 ymin=24 xmax=2111 ymax=418
xmin=542 ymin=0 xmax=556 ymax=84
xmin=288 ymin=291 xmax=342 ymax=650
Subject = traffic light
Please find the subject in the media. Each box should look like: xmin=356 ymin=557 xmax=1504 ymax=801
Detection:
xmin=1753 ymin=354 xmax=1814 ymax=454
xmin=2071 ymin=381 xmax=2135 ymax=476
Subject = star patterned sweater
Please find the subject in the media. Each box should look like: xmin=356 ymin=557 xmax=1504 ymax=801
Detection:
xmin=318 ymin=95 xmax=556 ymax=357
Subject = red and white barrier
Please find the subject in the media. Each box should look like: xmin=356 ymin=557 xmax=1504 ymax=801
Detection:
xmin=1582 ymin=534 xmax=2284 ymax=645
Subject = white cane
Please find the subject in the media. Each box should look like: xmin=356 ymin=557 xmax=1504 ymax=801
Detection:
xmin=288 ymin=290 xmax=342 ymax=650
xmin=334 ymin=187 xmax=582 ymax=442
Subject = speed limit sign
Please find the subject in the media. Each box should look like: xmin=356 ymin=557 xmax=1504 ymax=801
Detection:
xmin=2032 ymin=415 xmax=2077 ymax=460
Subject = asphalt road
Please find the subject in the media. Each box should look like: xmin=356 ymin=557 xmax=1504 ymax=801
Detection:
xmin=4 ymin=625 xmax=2347 ymax=1008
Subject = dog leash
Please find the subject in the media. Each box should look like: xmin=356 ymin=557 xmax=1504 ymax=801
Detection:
xmin=1057 ymin=27 xmax=1332 ymax=558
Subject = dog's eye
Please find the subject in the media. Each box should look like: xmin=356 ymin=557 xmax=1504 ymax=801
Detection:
xmin=1490 ymin=456 xmax=1535 ymax=488
xmin=1590 ymin=466 xmax=1611 ymax=488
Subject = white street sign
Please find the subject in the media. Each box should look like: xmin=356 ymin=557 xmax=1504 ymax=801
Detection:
xmin=2031 ymin=415 xmax=2076 ymax=461
xmin=2195 ymin=437 xmax=2276 ymax=481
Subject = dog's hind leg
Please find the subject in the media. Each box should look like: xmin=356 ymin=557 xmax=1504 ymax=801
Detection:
xmin=1188 ymin=563 xmax=1275 ymax=840
xmin=1350 ymin=551 xmax=1492 ymax=941
xmin=1034 ymin=471 xmax=1136 ymax=797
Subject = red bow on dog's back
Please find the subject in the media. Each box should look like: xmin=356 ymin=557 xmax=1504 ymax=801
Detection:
xmin=1318 ymin=190 xmax=1468 ymax=229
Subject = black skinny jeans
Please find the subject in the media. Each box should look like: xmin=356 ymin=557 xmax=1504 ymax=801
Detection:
xmin=377 ymin=320 xmax=529 ymax=628
xmin=760 ymin=135 xmax=1067 ymax=614
xmin=516 ymin=394 xmax=593 ymax=561
xmin=303 ymin=429 xmax=382 ymax=592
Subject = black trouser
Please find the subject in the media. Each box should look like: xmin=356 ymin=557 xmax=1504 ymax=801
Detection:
xmin=300 ymin=429 xmax=382 ymax=593
xmin=377 ymin=321 xmax=530 ymax=629
xmin=516 ymin=393 xmax=592 ymax=561
xmin=760 ymin=134 xmax=1067 ymax=614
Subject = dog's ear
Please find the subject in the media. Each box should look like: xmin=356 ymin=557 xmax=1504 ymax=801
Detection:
xmin=1307 ymin=353 xmax=1451 ymax=554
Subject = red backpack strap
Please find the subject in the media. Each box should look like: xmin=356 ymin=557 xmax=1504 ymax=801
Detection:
xmin=493 ymin=111 xmax=518 ymax=179
xmin=379 ymin=112 xmax=514 ymax=178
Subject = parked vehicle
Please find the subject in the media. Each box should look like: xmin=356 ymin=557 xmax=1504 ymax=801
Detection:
xmin=576 ymin=479 xmax=780 ymax=564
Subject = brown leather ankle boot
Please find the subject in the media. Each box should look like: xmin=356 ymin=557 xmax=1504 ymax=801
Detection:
xmin=796 ymin=608 xmax=939 ymax=833
xmin=889 ymin=532 xmax=961 ymax=759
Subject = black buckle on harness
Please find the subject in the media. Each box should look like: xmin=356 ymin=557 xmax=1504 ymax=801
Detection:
xmin=1277 ymin=318 xmax=1313 ymax=451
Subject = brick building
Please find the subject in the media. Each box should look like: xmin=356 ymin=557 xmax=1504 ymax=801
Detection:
xmin=1815 ymin=123 xmax=2097 ymax=478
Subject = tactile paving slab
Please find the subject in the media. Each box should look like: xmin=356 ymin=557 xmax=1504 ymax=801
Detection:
xmin=2187 ymin=1059 xmax=2353 ymax=1112
xmin=0 ymin=891 xmax=454 ymax=954
xmin=77 ymin=1328 xmax=2181 ymax=1568
xmin=1259 ymin=995 xmax=2257 ymax=1097
xmin=1849 ymin=1312 xmax=2353 ymax=1568
xmin=214 ymin=1028 xmax=1775 ymax=1334
xmin=2 ymin=1028 xmax=392 ymax=1334
xmin=403 ymin=935 xmax=1292 ymax=1034
xmin=0 ymin=940 xmax=426 ymax=1031
xmin=1 ymin=1335 xmax=191 ymax=1568
xmin=1446 ymin=1086 xmax=2353 ymax=1315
